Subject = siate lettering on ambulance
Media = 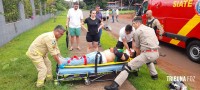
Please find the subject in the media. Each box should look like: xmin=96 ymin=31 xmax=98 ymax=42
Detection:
xmin=173 ymin=0 xmax=193 ymax=7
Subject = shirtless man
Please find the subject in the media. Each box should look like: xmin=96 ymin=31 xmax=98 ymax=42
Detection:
xmin=58 ymin=47 xmax=135 ymax=68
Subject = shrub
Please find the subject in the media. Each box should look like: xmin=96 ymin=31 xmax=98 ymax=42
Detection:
xmin=23 ymin=0 xmax=32 ymax=18
xmin=3 ymin=0 xmax=20 ymax=22
xmin=34 ymin=0 xmax=41 ymax=15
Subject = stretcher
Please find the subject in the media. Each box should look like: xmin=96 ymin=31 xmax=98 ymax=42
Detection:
xmin=54 ymin=62 xmax=134 ymax=85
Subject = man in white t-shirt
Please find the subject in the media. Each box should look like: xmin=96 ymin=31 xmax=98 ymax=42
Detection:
xmin=66 ymin=2 xmax=83 ymax=51
xmin=116 ymin=24 xmax=135 ymax=53
xmin=106 ymin=9 xmax=109 ymax=22
xmin=116 ymin=8 xmax=119 ymax=22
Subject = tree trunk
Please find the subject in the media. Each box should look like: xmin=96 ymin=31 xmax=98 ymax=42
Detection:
xmin=128 ymin=0 xmax=133 ymax=10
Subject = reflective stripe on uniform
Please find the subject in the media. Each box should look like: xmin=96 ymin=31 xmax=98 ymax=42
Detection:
xmin=26 ymin=51 xmax=42 ymax=64
xmin=32 ymin=61 xmax=40 ymax=64
xmin=47 ymin=75 xmax=52 ymax=78
xmin=37 ymin=80 xmax=44 ymax=84
xmin=35 ymin=50 xmax=43 ymax=56
xmin=26 ymin=51 xmax=29 ymax=56
xmin=127 ymin=57 xmax=133 ymax=62
xmin=26 ymin=49 xmax=43 ymax=56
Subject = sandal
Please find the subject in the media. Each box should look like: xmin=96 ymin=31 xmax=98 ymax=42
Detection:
xmin=69 ymin=47 xmax=73 ymax=51
xmin=77 ymin=47 xmax=81 ymax=50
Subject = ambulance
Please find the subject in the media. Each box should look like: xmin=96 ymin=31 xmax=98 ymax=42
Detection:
xmin=141 ymin=0 xmax=200 ymax=63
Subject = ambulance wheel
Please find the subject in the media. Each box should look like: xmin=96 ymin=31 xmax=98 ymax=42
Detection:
xmin=186 ymin=40 xmax=200 ymax=63
xmin=84 ymin=78 xmax=91 ymax=85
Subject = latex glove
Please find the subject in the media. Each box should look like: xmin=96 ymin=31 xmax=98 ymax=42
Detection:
xmin=58 ymin=64 xmax=65 ymax=69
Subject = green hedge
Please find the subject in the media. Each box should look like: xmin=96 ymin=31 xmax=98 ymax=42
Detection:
xmin=3 ymin=0 xmax=20 ymax=22
xmin=2 ymin=0 xmax=65 ymax=22
xmin=23 ymin=0 xmax=32 ymax=18
xmin=34 ymin=0 xmax=41 ymax=15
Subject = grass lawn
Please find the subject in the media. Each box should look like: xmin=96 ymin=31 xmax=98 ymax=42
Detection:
xmin=0 ymin=12 xmax=71 ymax=90
xmin=0 ymin=10 xmax=184 ymax=90
xmin=100 ymin=30 xmax=170 ymax=90
xmin=119 ymin=10 xmax=135 ymax=14
xmin=107 ymin=10 xmax=135 ymax=15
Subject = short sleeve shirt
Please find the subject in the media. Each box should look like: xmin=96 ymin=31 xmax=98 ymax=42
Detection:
xmin=106 ymin=10 xmax=109 ymax=16
xmin=67 ymin=8 xmax=83 ymax=28
xmin=119 ymin=27 xmax=135 ymax=42
xmin=28 ymin=32 xmax=60 ymax=56
xmin=112 ymin=9 xmax=116 ymax=16
xmin=133 ymin=24 xmax=159 ymax=51
xmin=116 ymin=9 xmax=119 ymax=15
xmin=96 ymin=11 xmax=102 ymax=20
xmin=84 ymin=17 xmax=101 ymax=35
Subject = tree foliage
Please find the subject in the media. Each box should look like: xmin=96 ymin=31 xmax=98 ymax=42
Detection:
xmin=23 ymin=0 xmax=32 ymax=18
xmin=41 ymin=1 xmax=46 ymax=15
xmin=127 ymin=0 xmax=134 ymax=10
xmin=123 ymin=0 xmax=143 ymax=6
xmin=55 ymin=0 xmax=67 ymax=11
xmin=96 ymin=0 xmax=108 ymax=9
xmin=83 ymin=0 xmax=109 ymax=9
xmin=34 ymin=0 xmax=41 ymax=15
xmin=2 ymin=0 xmax=21 ymax=22
xmin=83 ymin=0 xmax=95 ymax=9
xmin=2 ymin=0 xmax=68 ymax=22
xmin=79 ymin=1 xmax=87 ymax=9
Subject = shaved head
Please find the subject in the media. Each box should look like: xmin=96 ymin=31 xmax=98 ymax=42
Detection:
xmin=146 ymin=10 xmax=152 ymax=15
xmin=146 ymin=10 xmax=153 ymax=19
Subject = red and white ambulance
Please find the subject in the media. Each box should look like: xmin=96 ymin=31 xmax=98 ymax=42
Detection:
xmin=142 ymin=0 xmax=200 ymax=63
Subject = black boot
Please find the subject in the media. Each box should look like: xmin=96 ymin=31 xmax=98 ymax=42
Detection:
xmin=153 ymin=60 xmax=157 ymax=64
xmin=151 ymin=74 xmax=158 ymax=80
xmin=104 ymin=81 xmax=119 ymax=90
xmin=133 ymin=71 xmax=138 ymax=76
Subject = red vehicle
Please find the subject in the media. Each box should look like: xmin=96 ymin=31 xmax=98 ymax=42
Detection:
xmin=141 ymin=0 xmax=200 ymax=63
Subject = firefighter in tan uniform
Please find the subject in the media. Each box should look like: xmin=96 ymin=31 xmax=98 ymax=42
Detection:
xmin=104 ymin=17 xmax=160 ymax=90
xmin=26 ymin=25 xmax=65 ymax=87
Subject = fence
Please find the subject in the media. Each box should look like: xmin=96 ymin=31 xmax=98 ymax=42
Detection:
xmin=0 ymin=0 xmax=52 ymax=47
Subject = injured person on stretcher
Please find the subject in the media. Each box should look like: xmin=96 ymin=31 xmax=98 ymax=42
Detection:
xmin=59 ymin=47 xmax=135 ymax=68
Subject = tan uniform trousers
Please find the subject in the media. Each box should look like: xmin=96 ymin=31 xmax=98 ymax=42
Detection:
xmin=114 ymin=51 xmax=159 ymax=86
xmin=26 ymin=52 xmax=52 ymax=84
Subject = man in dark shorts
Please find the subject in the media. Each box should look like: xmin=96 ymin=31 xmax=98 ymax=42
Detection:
xmin=116 ymin=24 xmax=135 ymax=53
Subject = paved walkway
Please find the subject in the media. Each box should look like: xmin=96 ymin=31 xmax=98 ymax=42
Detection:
xmin=67 ymin=11 xmax=136 ymax=90
xmin=106 ymin=15 xmax=132 ymax=37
